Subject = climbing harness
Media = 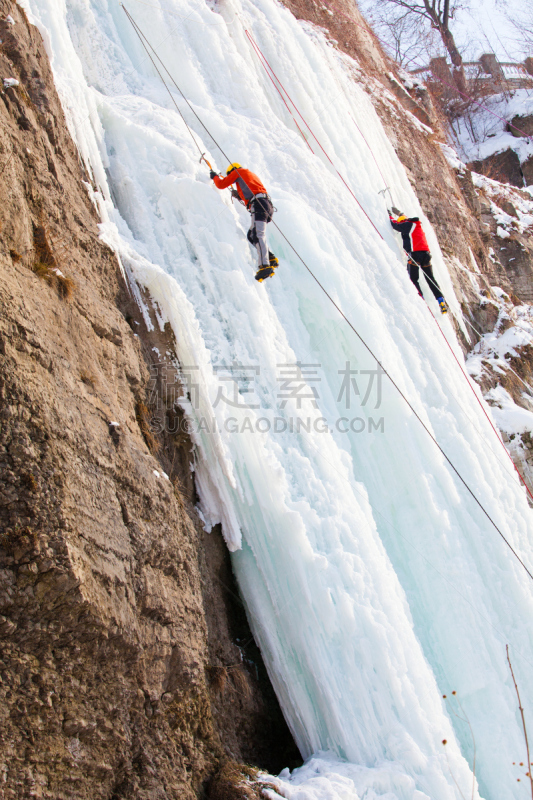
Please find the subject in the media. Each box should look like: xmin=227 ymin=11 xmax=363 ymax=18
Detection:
xmin=121 ymin=5 xmax=533 ymax=583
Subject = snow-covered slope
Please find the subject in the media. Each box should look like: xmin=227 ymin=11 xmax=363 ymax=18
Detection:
xmin=453 ymin=88 xmax=533 ymax=170
xmin=21 ymin=0 xmax=533 ymax=797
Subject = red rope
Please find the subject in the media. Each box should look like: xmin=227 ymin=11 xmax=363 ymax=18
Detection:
xmin=245 ymin=31 xmax=315 ymax=154
xmin=425 ymin=302 xmax=533 ymax=502
xmin=349 ymin=113 xmax=390 ymax=190
xmin=245 ymin=28 xmax=385 ymax=241
xmin=247 ymin=23 xmax=533 ymax=501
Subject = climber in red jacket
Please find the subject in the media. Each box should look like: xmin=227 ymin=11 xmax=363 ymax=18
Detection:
xmin=210 ymin=163 xmax=279 ymax=282
xmin=389 ymin=208 xmax=448 ymax=314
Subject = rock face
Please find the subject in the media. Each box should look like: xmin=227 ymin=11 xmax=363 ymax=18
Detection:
xmin=0 ymin=2 xmax=297 ymax=798
xmin=510 ymin=114 xmax=533 ymax=139
xmin=467 ymin=114 xmax=533 ymax=189
xmin=470 ymin=148 xmax=525 ymax=188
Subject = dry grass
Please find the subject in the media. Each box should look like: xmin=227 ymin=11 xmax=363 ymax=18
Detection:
xmin=135 ymin=400 xmax=160 ymax=453
xmin=21 ymin=473 xmax=38 ymax=493
xmin=15 ymin=84 xmax=32 ymax=106
xmin=56 ymin=273 xmax=75 ymax=300
xmin=207 ymin=664 xmax=251 ymax=699
xmin=80 ymin=370 xmax=97 ymax=389
xmin=171 ymin=475 xmax=186 ymax=511
xmin=231 ymin=666 xmax=251 ymax=699
xmin=207 ymin=665 xmax=228 ymax=695
xmin=32 ymin=261 xmax=55 ymax=281
xmin=31 ymin=224 xmax=75 ymax=300
xmin=208 ymin=760 xmax=261 ymax=800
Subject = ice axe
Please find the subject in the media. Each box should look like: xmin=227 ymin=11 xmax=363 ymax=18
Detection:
xmin=378 ymin=186 xmax=395 ymax=210
xmin=200 ymin=153 xmax=215 ymax=171
xmin=201 ymin=153 xmax=241 ymax=204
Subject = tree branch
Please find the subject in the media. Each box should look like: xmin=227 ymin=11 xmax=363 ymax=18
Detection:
xmin=507 ymin=645 xmax=533 ymax=800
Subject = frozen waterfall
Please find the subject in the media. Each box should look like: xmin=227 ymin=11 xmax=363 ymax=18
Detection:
xmin=21 ymin=0 xmax=533 ymax=795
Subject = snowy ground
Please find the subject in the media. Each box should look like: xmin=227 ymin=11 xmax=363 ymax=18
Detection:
xmin=452 ymin=88 xmax=533 ymax=168
xmin=19 ymin=0 xmax=533 ymax=797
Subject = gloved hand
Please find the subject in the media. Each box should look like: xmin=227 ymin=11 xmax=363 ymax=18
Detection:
xmin=391 ymin=206 xmax=401 ymax=216
xmin=209 ymin=170 xmax=217 ymax=180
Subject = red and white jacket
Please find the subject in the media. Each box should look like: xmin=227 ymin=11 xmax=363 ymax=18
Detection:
xmin=389 ymin=215 xmax=429 ymax=253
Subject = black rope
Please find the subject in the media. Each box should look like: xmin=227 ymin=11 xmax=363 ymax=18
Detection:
xmin=121 ymin=6 xmax=533 ymax=584
xmin=123 ymin=5 xmax=231 ymax=163
xmin=271 ymin=222 xmax=533 ymax=582
xmin=122 ymin=5 xmax=204 ymax=157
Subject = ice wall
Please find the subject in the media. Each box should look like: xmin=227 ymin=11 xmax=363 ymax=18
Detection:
xmin=22 ymin=0 xmax=533 ymax=796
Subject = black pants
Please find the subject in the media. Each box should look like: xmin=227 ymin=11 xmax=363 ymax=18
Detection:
xmin=408 ymin=251 xmax=443 ymax=300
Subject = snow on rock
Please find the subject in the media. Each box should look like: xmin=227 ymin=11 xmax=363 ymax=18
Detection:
xmin=465 ymin=292 xmax=533 ymax=495
xmin=453 ymin=89 xmax=533 ymax=168
xmin=485 ymin=385 xmax=533 ymax=436
xmin=23 ymin=0 xmax=533 ymax=797
xmin=466 ymin=297 xmax=533 ymax=392
xmin=260 ymin=753 xmax=434 ymax=799
xmin=3 ymin=77 xmax=19 ymax=87
xmin=440 ymin=142 xmax=466 ymax=173
xmin=472 ymin=171 xmax=533 ymax=238
xmin=496 ymin=225 xmax=510 ymax=239
xmin=397 ymin=66 xmax=426 ymax=92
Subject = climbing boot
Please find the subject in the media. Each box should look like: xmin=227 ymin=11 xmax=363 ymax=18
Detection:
xmin=255 ymin=265 xmax=275 ymax=283
xmin=437 ymin=297 xmax=448 ymax=314
xmin=269 ymin=251 xmax=279 ymax=268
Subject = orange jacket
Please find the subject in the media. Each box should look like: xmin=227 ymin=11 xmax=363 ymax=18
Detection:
xmin=213 ymin=168 xmax=267 ymax=207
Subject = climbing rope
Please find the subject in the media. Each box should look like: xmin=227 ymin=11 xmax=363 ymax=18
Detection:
xmin=425 ymin=302 xmax=533 ymax=503
xmin=245 ymin=32 xmax=314 ymax=154
xmin=121 ymin=6 xmax=533 ymax=583
xmin=122 ymin=5 xmax=204 ymax=158
xmin=245 ymin=28 xmax=385 ymax=242
xmin=349 ymin=112 xmax=389 ymax=190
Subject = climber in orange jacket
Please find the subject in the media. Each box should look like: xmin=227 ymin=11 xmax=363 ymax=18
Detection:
xmin=210 ymin=163 xmax=279 ymax=281
xmin=389 ymin=207 xmax=448 ymax=314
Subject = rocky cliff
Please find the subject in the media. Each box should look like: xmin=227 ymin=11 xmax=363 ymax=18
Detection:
xmin=0 ymin=2 xmax=297 ymax=797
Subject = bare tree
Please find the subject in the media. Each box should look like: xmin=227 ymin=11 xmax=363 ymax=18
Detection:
xmin=372 ymin=0 xmax=469 ymax=91
xmin=502 ymin=3 xmax=533 ymax=58
xmin=364 ymin=4 xmax=438 ymax=68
